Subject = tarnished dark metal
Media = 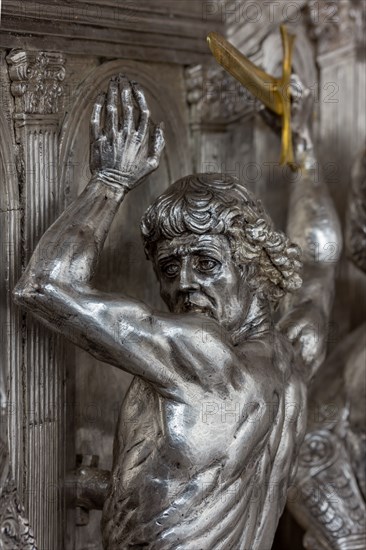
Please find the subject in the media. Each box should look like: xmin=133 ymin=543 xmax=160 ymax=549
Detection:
xmin=0 ymin=437 xmax=37 ymax=549
xmin=65 ymin=455 xmax=110 ymax=525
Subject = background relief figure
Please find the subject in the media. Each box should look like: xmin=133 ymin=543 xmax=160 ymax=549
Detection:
xmin=286 ymin=149 xmax=366 ymax=550
xmin=13 ymin=74 xmax=341 ymax=549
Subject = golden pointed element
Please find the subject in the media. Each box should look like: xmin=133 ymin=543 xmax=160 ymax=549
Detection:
xmin=207 ymin=25 xmax=297 ymax=169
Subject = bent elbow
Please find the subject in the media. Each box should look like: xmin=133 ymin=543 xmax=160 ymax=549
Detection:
xmin=13 ymin=275 xmax=47 ymax=308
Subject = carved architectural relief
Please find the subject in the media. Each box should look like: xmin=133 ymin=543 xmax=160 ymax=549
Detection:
xmin=0 ymin=1 xmax=222 ymax=65
xmin=0 ymin=2 xmax=364 ymax=550
xmin=291 ymin=428 xmax=366 ymax=550
xmin=306 ymin=0 xmax=355 ymax=54
xmin=184 ymin=61 xmax=259 ymax=177
xmin=5 ymin=50 xmax=67 ymax=550
xmin=7 ymin=51 xmax=66 ymax=115
xmin=0 ymin=414 xmax=36 ymax=548
xmin=185 ymin=63 xmax=257 ymax=128
xmin=305 ymin=0 xmax=365 ymax=55
xmin=0 ymin=478 xmax=37 ymax=549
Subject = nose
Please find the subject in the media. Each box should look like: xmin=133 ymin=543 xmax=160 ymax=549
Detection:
xmin=178 ymin=257 xmax=200 ymax=292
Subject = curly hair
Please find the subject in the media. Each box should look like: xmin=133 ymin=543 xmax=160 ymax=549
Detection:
xmin=141 ymin=173 xmax=302 ymax=304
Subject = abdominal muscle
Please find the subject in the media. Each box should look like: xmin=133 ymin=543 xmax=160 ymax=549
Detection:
xmin=102 ymin=356 xmax=303 ymax=550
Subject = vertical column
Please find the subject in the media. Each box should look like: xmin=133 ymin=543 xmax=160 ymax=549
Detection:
xmin=7 ymin=50 xmax=66 ymax=550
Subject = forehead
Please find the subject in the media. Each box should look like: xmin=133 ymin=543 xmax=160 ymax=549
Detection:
xmin=155 ymin=234 xmax=231 ymax=260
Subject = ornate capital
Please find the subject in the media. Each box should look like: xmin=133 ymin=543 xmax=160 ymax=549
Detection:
xmin=185 ymin=63 xmax=257 ymax=128
xmin=6 ymin=50 xmax=66 ymax=115
xmin=306 ymin=0 xmax=363 ymax=55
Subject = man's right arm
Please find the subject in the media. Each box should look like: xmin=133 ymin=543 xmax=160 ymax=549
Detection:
xmin=13 ymin=76 xmax=177 ymax=390
xmin=13 ymin=76 xmax=234 ymax=397
xmin=12 ymin=179 xmax=172 ymax=385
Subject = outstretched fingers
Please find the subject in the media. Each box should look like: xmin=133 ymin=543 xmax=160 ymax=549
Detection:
xmin=131 ymin=81 xmax=149 ymax=143
xmin=91 ymin=92 xmax=105 ymax=141
xmin=119 ymin=75 xmax=134 ymax=135
xmin=147 ymin=122 xmax=165 ymax=171
xmin=105 ymin=78 xmax=119 ymax=138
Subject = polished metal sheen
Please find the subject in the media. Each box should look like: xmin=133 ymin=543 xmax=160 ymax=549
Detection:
xmin=14 ymin=75 xmax=341 ymax=549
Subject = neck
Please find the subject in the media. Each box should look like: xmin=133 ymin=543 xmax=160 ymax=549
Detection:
xmin=232 ymin=294 xmax=272 ymax=345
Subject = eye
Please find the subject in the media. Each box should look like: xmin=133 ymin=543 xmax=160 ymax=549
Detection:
xmin=161 ymin=262 xmax=180 ymax=278
xmin=197 ymin=257 xmax=220 ymax=273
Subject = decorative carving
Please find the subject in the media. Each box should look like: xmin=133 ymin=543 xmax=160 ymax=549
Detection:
xmin=0 ymin=414 xmax=37 ymax=549
xmin=6 ymin=51 xmax=66 ymax=115
xmin=13 ymin=71 xmax=342 ymax=549
xmin=288 ymin=316 xmax=366 ymax=550
xmin=291 ymin=428 xmax=366 ymax=549
xmin=0 ymin=476 xmax=37 ymax=549
xmin=298 ymin=430 xmax=338 ymax=470
xmin=0 ymin=1 xmax=223 ymax=65
xmin=5 ymin=49 xmax=67 ymax=550
xmin=306 ymin=0 xmax=360 ymax=54
xmin=185 ymin=63 xmax=257 ymax=127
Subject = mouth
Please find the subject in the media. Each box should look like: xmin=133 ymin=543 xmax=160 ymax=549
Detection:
xmin=183 ymin=304 xmax=214 ymax=317
xmin=179 ymin=296 xmax=216 ymax=319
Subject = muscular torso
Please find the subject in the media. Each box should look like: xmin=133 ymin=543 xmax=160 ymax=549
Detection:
xmin=102 ymin=332 xmax=306 ymax=550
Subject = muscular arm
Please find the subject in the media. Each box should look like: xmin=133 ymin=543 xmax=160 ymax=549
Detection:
xmin=280 ymin=157 xmax=341 ymax=378
xmin=14 ymin=178 xmax=163 ymax=376
xmin=14 ymin=77 xmax=234 ymax=396
xmin=277 ymin=81 xmax=342 ymax=379
xmin=13 ymin=76 xmax=175 ymax=388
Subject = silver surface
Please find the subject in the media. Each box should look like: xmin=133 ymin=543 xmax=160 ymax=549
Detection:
xmin=14 ymin=75 xmax=341 ymax=548
xmin=286 ymin=148 xmax=366 ymax=550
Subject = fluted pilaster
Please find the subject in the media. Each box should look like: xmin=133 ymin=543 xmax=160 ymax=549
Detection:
xmin=7 ymin=49 xmax=67 ymax=550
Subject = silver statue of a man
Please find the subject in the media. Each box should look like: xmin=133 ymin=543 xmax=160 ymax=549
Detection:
xmin=14 ymin=75 xmax=340 ymax=549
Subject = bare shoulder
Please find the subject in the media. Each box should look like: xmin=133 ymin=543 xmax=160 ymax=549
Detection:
xmin=238 ymin=331 xmax=295 ymax=373
xmin=155 ymin=312 xmax=238 ymax=387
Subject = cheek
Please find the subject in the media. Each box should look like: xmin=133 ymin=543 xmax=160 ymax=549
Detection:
xmin=208 ymin=268 xmax=242 ymax=297
xmin=159 ymin=280 xmax=180 ymax=308
xmin=222 ymin=264 xmax=243 ymax=289
xmin=158 ymin=279 xmax=171 ymax=301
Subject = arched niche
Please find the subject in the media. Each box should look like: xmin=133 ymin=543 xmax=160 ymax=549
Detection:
xmin=58 ymin=59 xmax=192 ymax=544
xmin=59 ymin=59 xmax=192 ymax=304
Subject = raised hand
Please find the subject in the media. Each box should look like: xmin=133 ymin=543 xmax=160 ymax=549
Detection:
xmin=90 ymin=75 xmax=165 ymax=191
xmin=258 ymin=73 xmax=314 ymax=160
